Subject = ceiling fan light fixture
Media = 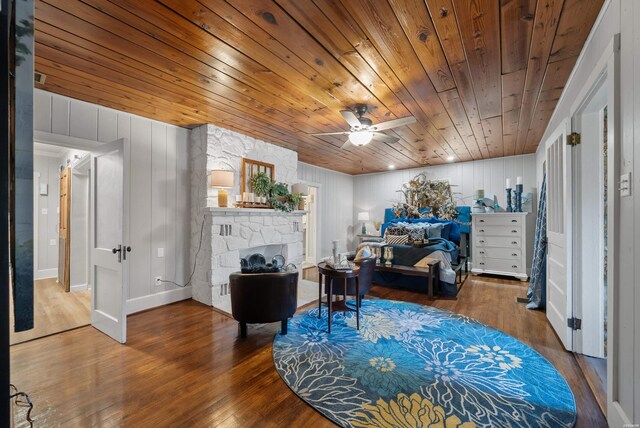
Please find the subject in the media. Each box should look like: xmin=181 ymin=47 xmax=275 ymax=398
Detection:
xmin=349 ymin=130 xmax=373 ymax=146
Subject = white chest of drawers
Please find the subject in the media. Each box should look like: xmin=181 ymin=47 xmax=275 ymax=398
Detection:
xmin=471 ymin=212 xmax=531 ymax=281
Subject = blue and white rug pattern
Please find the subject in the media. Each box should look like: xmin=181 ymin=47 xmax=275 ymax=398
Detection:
xmin=273 ymin=299 xmax=576 ymax=428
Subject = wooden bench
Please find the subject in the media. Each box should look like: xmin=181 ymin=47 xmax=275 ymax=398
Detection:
xmin=374 ymin=259 xmax=440 ymax=298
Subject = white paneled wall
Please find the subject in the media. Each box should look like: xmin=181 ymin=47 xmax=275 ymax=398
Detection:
xmin=353 ymin=154 xmax=537 ymax=223
xmin=33 ymin=154 xmax=60 ymax=279
xmin=297 ymin=162 xmax=355 ymax=256
xmin=34 ymin=89 xmax=191 ymax=313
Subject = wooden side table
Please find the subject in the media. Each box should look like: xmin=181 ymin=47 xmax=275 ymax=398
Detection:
xmin=317 ymin=262 xmax=360 ymax=333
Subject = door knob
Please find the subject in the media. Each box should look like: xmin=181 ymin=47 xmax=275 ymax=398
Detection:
xmin=123 ymin=246 xmax=132 ymax=261
xmin=112 ymin=244 xmax=122 ymax=263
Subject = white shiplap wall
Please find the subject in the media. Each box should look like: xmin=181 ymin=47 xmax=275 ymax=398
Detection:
xmin=297 ymin=162 xmax=355 ymax=256
xmin=353 ymin=154 xmax=537 ymax=223
xmin=34 ymin=89 xmax=191 ymax=313
xmin=33 ymin=154 xmax=60 ymax=279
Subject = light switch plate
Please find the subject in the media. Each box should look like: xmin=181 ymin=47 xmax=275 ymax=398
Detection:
xmin=41 ymin=208 xmax=47 ymax=215
xmin=157 ymin=248 xmax=164 ymax=258
xmin=49 ymin=239 xmax=56 ymax=246
xmin=620 ymin=172 xmax=631 ymax=197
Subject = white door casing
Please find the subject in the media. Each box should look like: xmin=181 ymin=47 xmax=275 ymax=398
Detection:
xmin=545 ymin=120 xmax=573 ymax=351
xmin=90 ymin=138 xmax=129 ymax=343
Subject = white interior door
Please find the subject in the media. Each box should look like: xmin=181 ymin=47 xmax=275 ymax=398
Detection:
xmin=90 ymin=138 xmax=129 ymax=343
xmin=546 ymin=124 xmax=573 ymax=350
xmin=572 ymin=80 xmax=608 ymax=358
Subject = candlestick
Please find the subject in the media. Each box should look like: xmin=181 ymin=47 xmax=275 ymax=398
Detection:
xmin=506 ymin=178 xmax=511 ymax=188
xmin=506 ymin=188 xmax=513 ymax=212
xmin=516 ymin=176 xmax=523 ymax=185
xmin=515 ymin=184 xmax=523 ymax=212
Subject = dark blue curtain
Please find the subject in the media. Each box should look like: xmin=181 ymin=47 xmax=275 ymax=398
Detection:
xmin=527 ymin=174 xmax=547 ymax=309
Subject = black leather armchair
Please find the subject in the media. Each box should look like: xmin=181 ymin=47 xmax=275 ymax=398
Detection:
xmin=230 ymin=271 xmax=298 ymax=338
xmin=324 ymin=257 xmax=375 ymax=305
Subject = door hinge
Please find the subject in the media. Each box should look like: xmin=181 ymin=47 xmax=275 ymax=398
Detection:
xmin=567 ymin=132 xmax=581 ymax=146
xmin=567 ymin=317 xmax=582 ymax=330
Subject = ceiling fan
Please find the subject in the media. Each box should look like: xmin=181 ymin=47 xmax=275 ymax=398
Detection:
xmin=309 ymin=105 xmax=416 ymax=149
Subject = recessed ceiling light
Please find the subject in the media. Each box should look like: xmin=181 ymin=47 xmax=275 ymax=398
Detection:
xmin=447 ymin=155 xmax=455 ymax=162
xmin=388 ymin=164 xmax=395 ymax=169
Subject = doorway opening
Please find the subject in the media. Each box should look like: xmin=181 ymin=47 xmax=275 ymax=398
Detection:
xmin=571 ymin=76 xmax=608 ymax=415
xmin=301 ymin=184 xmax=319 ymax=284
xmin=10 ymin=143 xmax=91 ymax=345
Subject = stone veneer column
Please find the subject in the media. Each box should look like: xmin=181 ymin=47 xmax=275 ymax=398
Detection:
xmin=189 ymin=124 xmax=301 ymax=310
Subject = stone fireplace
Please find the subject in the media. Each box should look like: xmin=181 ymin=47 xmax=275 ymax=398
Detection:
xmin=189 ymin=124 xmax=304 ymax=314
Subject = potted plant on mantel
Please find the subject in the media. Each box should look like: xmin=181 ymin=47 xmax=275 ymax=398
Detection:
xmin=247 ymin=173 xmax=302 ymax=212
xmin=250 ymin=171 xmax=271 ymax=205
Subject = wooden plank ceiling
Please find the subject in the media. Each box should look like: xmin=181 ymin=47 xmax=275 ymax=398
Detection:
xmin=34 ymin=0 xmax=603 ymax=174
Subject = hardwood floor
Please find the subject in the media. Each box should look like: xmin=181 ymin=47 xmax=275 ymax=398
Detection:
xmin=10 ymin=274 xmax=606 ymax=427
xmin=9 ymin=278 xmax=90 ymax=345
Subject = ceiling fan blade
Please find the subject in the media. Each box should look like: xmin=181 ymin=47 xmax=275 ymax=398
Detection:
xmin=340 ymin=110 xmax=361 ymax=127
xmin=370 ymin=116 xmax=416 ymax=131
xmin=310 ymin=131 xmax=351 ymax=136
xmin=372 ymin=132 xmax=400 ymax=144
xmin=341 ymin=139 xmax=352 ymax=149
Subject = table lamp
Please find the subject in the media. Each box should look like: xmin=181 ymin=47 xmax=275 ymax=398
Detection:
xmin=358 ymin=212 xmax=369 ymax=234
xmin=210 ymin=170 xmax=234 ymax=207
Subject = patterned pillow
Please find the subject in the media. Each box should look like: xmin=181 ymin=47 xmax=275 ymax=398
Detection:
xmin=385 ymin=226 xmax=407 ymax=236
xmin=407 ymin=228 xmax=425 ymax=243
xmin=386 ymin=234 xmax=408 ymax=245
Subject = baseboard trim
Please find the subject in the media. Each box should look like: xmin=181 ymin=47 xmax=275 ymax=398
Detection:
xmin=126 ymin=286 xmax=192 ymax=315
xmin=35 ymin=268 xmax=57 ymax=280
xmin=70 ymin=284 xmax=88 ymax=292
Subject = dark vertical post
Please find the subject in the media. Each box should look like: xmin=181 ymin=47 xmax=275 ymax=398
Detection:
xmin=1 ymin=0 xmax=13 ymax=423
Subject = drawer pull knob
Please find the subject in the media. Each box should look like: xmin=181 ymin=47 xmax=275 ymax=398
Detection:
xmin=511 ymin=230 xmax=518 ymax=233
xmin=512 ymin=265 xmax=518 ymax=268
xmin=480 ymin=251 xmax=485 ymax=254
xmin=479 ymin=229 xmax=485 ymax=232
xmin=479 ymin=219 xmax=485 ymax=222
xmin=512 ymin=253 xmax=518 ymax=257
xmin=511 ymin=241 xmax=517 ymax=244
xmin=479 ymin=262 xmax=485 ymax=265
xmin=480 ymin=240 xmax=485 ymax=243
xmin=511 ymin=219 xmax=518 ymax=223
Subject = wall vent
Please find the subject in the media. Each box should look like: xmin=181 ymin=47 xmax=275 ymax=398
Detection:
xmin=34 ymin=72 xmax=46 ymax=85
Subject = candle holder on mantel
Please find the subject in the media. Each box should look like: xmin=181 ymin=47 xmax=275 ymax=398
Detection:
xmin=506 ymin=188 xmax=513 ymax=212
xmin=514 ymin=184 xmax=524 ymax=212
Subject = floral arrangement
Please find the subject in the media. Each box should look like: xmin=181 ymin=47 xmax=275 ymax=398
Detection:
xmin=392 ymin=172 xmax=457 ymax=220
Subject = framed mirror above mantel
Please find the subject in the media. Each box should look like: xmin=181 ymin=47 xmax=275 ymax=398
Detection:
xmin=241 ymin=158 xmax=274 ymax=194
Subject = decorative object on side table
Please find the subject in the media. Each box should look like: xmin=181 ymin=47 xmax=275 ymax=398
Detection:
xmin=373 ymin=220 xmax=381 ymax=234
xmin=332 ymin=240 xmax=340 ymax=263
xmin=210 ymin=170 xmax=234 ymax=208
xmin=358 ymin=212 xmax=369 ymax=234
xmin=383 ymin=246 xmax=394 ymax=266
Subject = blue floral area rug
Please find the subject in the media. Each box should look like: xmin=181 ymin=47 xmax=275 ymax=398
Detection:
xmin=272 ymin=299 xmax=576 ymax=428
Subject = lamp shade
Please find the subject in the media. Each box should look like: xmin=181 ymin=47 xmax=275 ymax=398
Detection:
xmin=210 ymin=170 xmax=233 ymax=188
xmin=357 ymin=212 xmax=370 ymax=221
xmin=291 ymin=183 xmax=308 ymax=195
xmin=349 ymin=131 xmax=373 ymax=146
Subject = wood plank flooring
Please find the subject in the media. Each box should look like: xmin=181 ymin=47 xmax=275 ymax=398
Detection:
xmin=9 ymin=278 xmax=90 ymax=345
xmin=10 ymin=274 xmax=606 ymax=427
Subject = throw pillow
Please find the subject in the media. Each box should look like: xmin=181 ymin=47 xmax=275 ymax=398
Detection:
xmin=426 ymin=223 xmax=444 ymax=239
xmin=355 ymin=245 xmax=372 ymax=261
xmin=408 ymin=228 xmax=425 ymax=243
xmin=386 ymin=234 xmax=408 ymax=245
